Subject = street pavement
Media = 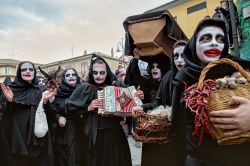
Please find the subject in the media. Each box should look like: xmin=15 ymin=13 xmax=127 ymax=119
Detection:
xmin=127 ymin=135 xmax=142 ymax=166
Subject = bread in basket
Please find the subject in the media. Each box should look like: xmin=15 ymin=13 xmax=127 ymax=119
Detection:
xmin=132 ymin=106 xmax=172 ymax=144
xmin=182 ymin=58 xmax=250 ymax=145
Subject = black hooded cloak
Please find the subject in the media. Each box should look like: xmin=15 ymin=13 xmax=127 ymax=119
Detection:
xmin=124 ymin=54 xmax=170 ymax=135
xmin=172 ymin=18 xmax=250 ymax=166
xmin=50 ymin=68 xmax=81 ymax=166
xmin=125 ymin=53 xmax=171 ymax=166
xmin=65 ymin=54 xmax=132 ymax=166
xmin=0 ymin=61 xmax=53 ymax=166
xmin=139 ymin=42 xmax=187 ymax=166
xmin=0 ymin=76 xmax=15 ymax=166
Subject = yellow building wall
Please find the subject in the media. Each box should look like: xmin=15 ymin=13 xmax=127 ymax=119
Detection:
xmin=168 ymin=0 xmax=237 ymax=38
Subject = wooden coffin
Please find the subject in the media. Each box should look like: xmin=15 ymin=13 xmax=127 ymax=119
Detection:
xmin=123 ymin=10 xmax=188 ymax=58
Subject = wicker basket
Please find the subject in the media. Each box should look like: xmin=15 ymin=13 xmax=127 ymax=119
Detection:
xmin=197 ymin=58 xmax=250 ymax=145
xmin=132 ymin=110 xmax=172 ymax=144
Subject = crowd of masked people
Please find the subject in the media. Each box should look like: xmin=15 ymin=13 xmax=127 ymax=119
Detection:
xmin=0 ymin=17 xmax=250 ymax=166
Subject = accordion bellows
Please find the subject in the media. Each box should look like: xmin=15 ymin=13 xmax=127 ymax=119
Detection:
xmin=97 ymin=86 xmax=142 ymax=117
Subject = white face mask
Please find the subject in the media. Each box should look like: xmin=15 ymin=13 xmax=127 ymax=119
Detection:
xmin=65 ymin=69 xmax=77 ymax=85
xmin=20 ymin=62 xmax=35 ymax=82
xmin=38 ymin=78 xmax=45 ymax=85
xmin=221 ymin=2 xmax=229 ymax=10
xmin=93 ymin=63 xmax=107 ymax=84
xmin=173 ymin=46 xmax=185 ymax=70
xmin=196 ymin=26 xmax=225 ymax=66
xmin=151 ymin=63 xmax=161 ymax=80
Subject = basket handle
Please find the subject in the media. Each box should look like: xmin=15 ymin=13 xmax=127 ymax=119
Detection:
xmin=197 ymin=58 xmax=250 ymax=89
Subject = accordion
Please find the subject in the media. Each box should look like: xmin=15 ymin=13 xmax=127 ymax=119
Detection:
xmin=97 ymin=86 xmax=143 ymax=117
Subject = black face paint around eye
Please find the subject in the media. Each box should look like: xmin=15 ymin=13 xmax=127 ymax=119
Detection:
xmin=21 ymin=68 xmax=27 ymax=72
xmin=199 ymin=34 xmax=212 ymax=44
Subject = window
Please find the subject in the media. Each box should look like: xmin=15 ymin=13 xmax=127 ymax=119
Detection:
xmin=187 ymin=2 xmax=207 ymax=14
xmin=2 ymin=66 xmax=11 ymax=74
xmin=81 ymin=62 xmax=88 ymax=75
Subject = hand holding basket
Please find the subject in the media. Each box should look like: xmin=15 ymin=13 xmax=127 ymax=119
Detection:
xmin=198 ymin=58 xmax=250 ymax=145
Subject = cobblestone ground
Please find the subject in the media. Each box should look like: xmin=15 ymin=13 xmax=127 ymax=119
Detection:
xmin=128 ymin=135 xmax=142 ymax=166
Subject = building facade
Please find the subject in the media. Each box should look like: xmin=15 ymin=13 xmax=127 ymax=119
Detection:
xmin=0 ymin=52 xmax=126 ymax=82
xmin=0 ymin=59 xmax=42 ymax=82
xmin=146 ymin=0 xmax=237 ymax=38
xmin=0 ymin=59 xmax=20 ymax=82
xmin=39 ymin=52 xmax=128 ymax=79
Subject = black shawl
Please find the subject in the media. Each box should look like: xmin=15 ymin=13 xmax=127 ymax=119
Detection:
xmin=172 ymin=18 xmax=250 ymax=164
xmin=8 ymin=61 xmax=41 ymax=106
xmin=51 ymin=68 xmax=81 ymax=120
xmin=56 ymin=68 xmax=81 ymax=98
xmin=66 ymin=54 xmax=125 ymax=166
xmin=0 ymin=61 xmax=53 ymax=164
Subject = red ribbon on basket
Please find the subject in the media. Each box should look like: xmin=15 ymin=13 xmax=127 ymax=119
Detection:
xmin=182 ymin=80 xmax=216 ymax=145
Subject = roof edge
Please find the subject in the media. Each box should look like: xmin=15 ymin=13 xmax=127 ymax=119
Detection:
xmin=145 ymin=0 xmax=191 ymax=13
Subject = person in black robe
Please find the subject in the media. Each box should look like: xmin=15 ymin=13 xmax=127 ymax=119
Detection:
xmin=127 ymin=48 xmax=170 ymax=165
xmin=141 ymin=40 xmax=187 ymax=110
xmin=65 ymin=54 xmax=132 ymax=166
xmin=131 ymin=41 xmax=187 ymax=166
xmin=50 ymin=68 xmax=81 ymax=166
xmin=0 ymin=61 xmax=54 ymax=166
xmin=0 ymin=76 xmax=12 ymax=120
xmin=125 ymin=49 xmax=170 ymax=137
xmin=172 ymin=18 xmax=250 ymax=166
xmin=0 ymin=76 xmax=15 ymax=166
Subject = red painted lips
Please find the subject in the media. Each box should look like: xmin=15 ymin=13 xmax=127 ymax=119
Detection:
xmin=96 ymin=78 xmax=104 ymax=81
xmin=23 ymin=74 xmax=31 ymax=77
xmin=204 ymin=48 xmax=221 ymax=57
xmin=177 ymin=64 xmax=183 ymax=69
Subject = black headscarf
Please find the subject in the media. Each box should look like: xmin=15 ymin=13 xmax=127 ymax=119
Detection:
xmin=88 ymin=54 xmax=115 ymax=86
xmin=146 ymin=53 xmax=170 ymax=80
xmin=175 ymin=18 xmax=250 ymax=85
xmin=8 ymin=61 xmax=41 ymax=105
xmin=170 ymin=40 xmax=188 ymax=93
xmin=56 ymin=68 xmax=81 ymax=97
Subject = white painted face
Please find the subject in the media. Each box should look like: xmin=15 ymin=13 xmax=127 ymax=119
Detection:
xmin=196 ymin=26 xmax=225 ymax=66
xmin=221 ymin=1 xmax=229 ymax=10
xmin=20 ymin=62 xmax=35 ymax=82
xmin=93 ymin=63 xmax=107 ymax=84
xmin=151 ymin=63 xmax=161 ymax=80
xmin=173 ymin=46 xmax=185 ymax=70
xmin=38 ymin=78 xmax=45 ymax=85
xmin=65 ymin=69 xmax=77 ymax=85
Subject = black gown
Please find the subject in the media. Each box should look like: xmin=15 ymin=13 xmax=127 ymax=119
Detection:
xmin=125 ymin=55 xmax=172 ymax=166
xmin=50 ymin=68 xmax=81 ymax=166
xmin=0 ymin=77 xmax=16 ymax=166
xmin=172 ymin=18 xmax=250 ymax=166
xmin=65 ymin=54 xmax=132 ymax=166
xmin=0 ymin=61 xmax=53 ymax=166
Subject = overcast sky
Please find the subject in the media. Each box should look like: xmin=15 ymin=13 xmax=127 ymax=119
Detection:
xmin=0 ymin=0 xmax=172 ymax=64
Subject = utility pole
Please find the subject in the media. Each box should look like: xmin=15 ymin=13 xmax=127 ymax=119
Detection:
xmin=71 ymin=45 xmax=74 ymax=57
xmin=228 ymin=0 xmax=240 ymax=57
